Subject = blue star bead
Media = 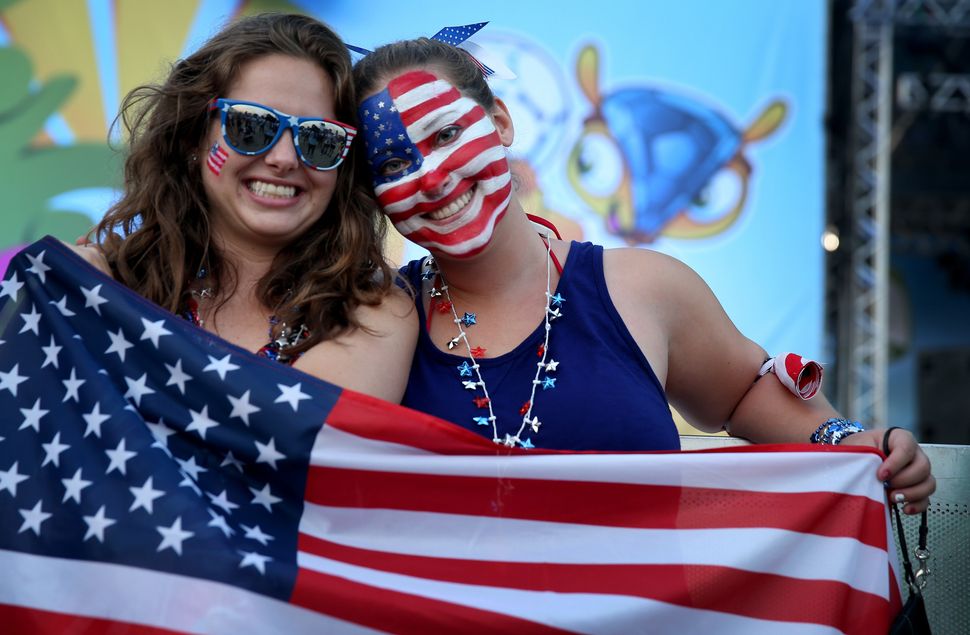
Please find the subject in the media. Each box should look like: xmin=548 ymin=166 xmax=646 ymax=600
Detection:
xmin=460 ymin=312 xmax=477 ymax=327
xmin=519 ymin=438 xmax=535 ymax=449
xmin=473 ymin=416 xmax=490 ymax=426
xmin=457 ymin=361 xmax=474 ymax=377
xmin=550 ymin=293 xmax=565 ymax=307
xmin=541 ymin=377 xmax=557 ymax=390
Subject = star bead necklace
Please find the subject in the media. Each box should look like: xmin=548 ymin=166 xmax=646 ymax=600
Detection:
xmin=425 ymin=235 xmax=564 ymax=448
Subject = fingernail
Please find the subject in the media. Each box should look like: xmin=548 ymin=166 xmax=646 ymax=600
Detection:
xmin=894 ymin=493 xmax=906 ymax=504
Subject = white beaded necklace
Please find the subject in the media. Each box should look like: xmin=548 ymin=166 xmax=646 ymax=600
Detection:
xmin=424 ymin=234 xmax=564 ymax=448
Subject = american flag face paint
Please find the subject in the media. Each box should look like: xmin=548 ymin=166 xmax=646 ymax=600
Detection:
xmin=359 ymin=71 xmax=512 ymax=258
xmin=206 ymin=142 xmax=228 ymax=176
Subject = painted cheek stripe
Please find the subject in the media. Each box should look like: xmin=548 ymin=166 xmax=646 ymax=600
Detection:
xmin=414 ymin=107 xmax=487 ymax=157
xmin=206 ymin=143 xmax=228 ymax=176
xmin=383 ymin=157 xmax=511 ymax=221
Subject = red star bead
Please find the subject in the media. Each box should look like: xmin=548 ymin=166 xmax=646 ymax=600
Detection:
xmin=519 ymin=401 xmax=531 ymax=416
xmin=435 ymin=300 xmax=453 ymax=314
xmin=536 ymin=344 xmax=546 ymax=357
xmin=470 ymin=346 xmax=487 ymax=358
xmin=473 ymin=396 xmax=490 ymax=408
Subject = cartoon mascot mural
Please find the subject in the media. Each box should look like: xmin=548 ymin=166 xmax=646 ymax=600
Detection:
xmin=567 ymin=44 xmax=787 ymax=244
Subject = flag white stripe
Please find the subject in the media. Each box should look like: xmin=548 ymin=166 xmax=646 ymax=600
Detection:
xmin=299 ymin=504 xmax=889 ymax=597
xmin=312 ymin=426 xmax=885 ymax=500
xmin=296 ymin=552 xmax=840 ymax=635
xmin=393 ymin=78 xmax=463 ymax=117
xmin=0 ymin=549 xmax=382 ymax=635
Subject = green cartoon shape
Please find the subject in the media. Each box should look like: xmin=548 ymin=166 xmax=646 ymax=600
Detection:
xmin=0 ymin=44 xmax=121 ymax=250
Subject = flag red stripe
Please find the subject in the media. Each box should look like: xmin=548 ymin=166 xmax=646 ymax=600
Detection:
xmin=414 ymin=106 xmax=486 ymax=157
xmin=305 ymin=465 xmax=887 ymax=545
xmin=398 ymin=85 xmax=462 ymax=127
xmin=290 ymin=565 xmax=575 ymax=635
xmin=297 ymin=534 xmax=891 ymax=634
xmin=387 ymin=70 xmax=442 ymax=99
xmin=0 ymin=604 xmax=184 ymax=635
xmin=325 ymin=393 xmax=503 ymax=454
xmin=408 ymin=183 xmax=514 ymax=246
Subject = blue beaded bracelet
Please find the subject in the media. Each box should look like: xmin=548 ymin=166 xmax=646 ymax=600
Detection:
xmin=810 ymin=418 xmax=865 ymax=445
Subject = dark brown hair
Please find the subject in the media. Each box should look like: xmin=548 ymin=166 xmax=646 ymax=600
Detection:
xmin=353 ymin=37 xmax=496 ymax=110
xmin=95 ymin=13 xmax=393 ymax=349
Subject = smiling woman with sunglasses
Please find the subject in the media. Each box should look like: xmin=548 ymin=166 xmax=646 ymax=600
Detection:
xmin=71 ymin=13 xmax=417 ymax=403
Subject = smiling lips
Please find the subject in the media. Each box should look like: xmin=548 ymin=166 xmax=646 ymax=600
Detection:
xmin=425 ymin=188 xmax=473 ymax=222
xmin=247 ymin=179 xmax=299 ymax=199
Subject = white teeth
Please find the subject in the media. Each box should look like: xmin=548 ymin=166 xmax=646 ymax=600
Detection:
xmin=248 ymin=180 xmax=296 ymax=199
xmin=427 ymin=190 xmax=473 ymax=221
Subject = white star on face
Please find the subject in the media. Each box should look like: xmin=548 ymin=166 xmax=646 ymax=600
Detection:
xmin=61 ymin=468 xmax=93 ymax=504
xmin=220 ymin=451 xmax=245 ymax=472
xmin=164 ymin=359 xmax=191 ymax=394
xmin=186 ymin=405 xmax=220 ymax=440
xmin=19 ymin=306 xmax=41 ymax=335
xmin=129 ymin=476 xmax=165 ymax=513
xmin=25 ymin=250 xmax=51 ymax=283
xmin=0 ymin=272 xmax=23 ymax=301
xmin=275 ymin=382 xmax=310 ymax=412
xmin=82 ymin=402 xmax=110 ymax=438
xmin=49 ymin=295 xmax=76 ymax=317
xmin=254 ymin=437 xmax=285 ymax=470
xmin=207 ymin=489 xmax=240 ymax=514
xmin=140 ymin=317 xmax=172 ymax=348
xmin=123 ymin=373 xmax=155 ymax=406
xmin=227 ymin=390 xmax=260 ymax=425
xmin=0 ymin=363 xmax=28 ymax=397
xmin=80 ymin=284 xmax=108 ymax=315
xmin=105 ymin=439 xmax=137 ymax=475
xmin=0 ymin=461 xmax=29 ymax=496
xmin=41 ymin=432 xmax=70 ymax=467
xmin=207 ymin=509 xmax=235 ymax=538
xmin=19 ymin=398 xmax=48 ymax=432
xmin=83 ymin=505 xmax=116 ymax=542
xmin=105 ymin=328 xmax=133 ymax=361
xmin=157 ymin=516 xmax=194 ymax=556
xmin=18 ymin=500 xmax=53 ymax=535
xmin=239 ymin=550 xmax=272 ymax=575
xmin=144 ymin=419 xmax=175 ymax=455
xmin=40 ymin=336 xmax=62 ymax=369
xmin=249 ymin=483 xmax=282 ymax=512
xmin=204 ymin=354 xmax=239 ymax=380
xmin=175 ymin=455 xmax=207 ymax=481
xmin=62 ymin=367 xmax=85 ymax=402
xmin=241 ymin=524 xmax=275 ymax=546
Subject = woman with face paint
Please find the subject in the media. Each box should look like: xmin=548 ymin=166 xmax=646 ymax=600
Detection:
xmin=70 ymin=14 xmax=417 ymax=402
xmin=353 ymin=38 xmax=934 ymax=513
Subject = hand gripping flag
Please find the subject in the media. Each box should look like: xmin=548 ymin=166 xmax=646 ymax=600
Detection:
xmin=1 ymin=238 xmax=901 ymax=634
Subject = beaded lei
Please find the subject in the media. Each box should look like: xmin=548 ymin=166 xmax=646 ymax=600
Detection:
xmin=180 ymin=271 xmax=308 ymax=366
xmin=424 ymin=234 xmax=564 ymax=449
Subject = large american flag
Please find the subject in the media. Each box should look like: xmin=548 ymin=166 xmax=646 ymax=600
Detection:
xmin=1 ymin=238 xmax=900 ymax=634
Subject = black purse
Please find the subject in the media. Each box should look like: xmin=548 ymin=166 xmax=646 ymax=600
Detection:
xmin=884 ymin=428 xmax=932 ymax=635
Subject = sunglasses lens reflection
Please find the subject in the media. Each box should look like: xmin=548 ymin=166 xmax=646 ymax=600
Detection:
xmin=297 ymin=121 xmax=346 ymax=169
xmin=223 ymin=103 xmax=348 ymax=170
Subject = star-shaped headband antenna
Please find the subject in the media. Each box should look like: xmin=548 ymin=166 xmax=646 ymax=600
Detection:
xmin=347 ymin=22 xmax=515 ymax=80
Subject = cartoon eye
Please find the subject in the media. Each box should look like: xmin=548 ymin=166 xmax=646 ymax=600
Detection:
xmin=573 ymin=132 xmax=623 ymax=198
xmin=379 ymin=157 xmax=411 ymax=177
xmin=436 ymin=125 xmax=462 ymax=147
xmin=688 ymin=166 xmax=743 ymax=223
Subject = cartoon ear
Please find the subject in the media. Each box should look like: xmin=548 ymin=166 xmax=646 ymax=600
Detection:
xmin=743 ymin=100 xmax=787 ymax=142
xmin=575 ymin=44 xmax=602 ymax=108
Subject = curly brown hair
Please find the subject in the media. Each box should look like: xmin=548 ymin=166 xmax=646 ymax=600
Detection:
xmin=94 ymin=13 xmax=394 ymax=351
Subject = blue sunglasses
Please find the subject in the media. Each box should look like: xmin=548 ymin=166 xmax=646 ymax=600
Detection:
xmin=208 ymin=98 xmax=357 ymax=171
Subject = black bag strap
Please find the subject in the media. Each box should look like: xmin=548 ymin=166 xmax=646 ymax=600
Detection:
xmin=883 ymin=427 xmax=929 ymax=593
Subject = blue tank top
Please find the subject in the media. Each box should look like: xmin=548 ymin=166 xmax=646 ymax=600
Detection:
xmin=401 ymin=241 xmax=680 ymax=451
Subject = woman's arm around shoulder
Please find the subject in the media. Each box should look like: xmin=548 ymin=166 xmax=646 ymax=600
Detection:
xmin=296 ymin=285 xmax=418 ymax=404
